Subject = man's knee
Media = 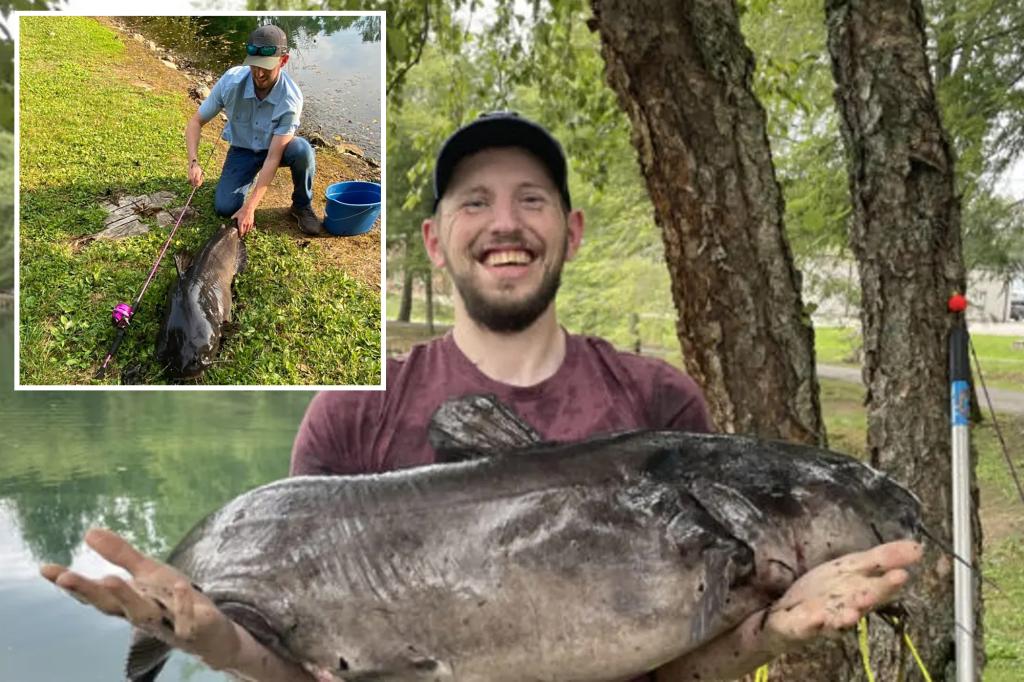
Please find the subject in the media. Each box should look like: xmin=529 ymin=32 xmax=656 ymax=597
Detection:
xmin=283 ymin=137 xmax=314 ymax=166
xmin=214 ymin=188 xmax=244 ymax=217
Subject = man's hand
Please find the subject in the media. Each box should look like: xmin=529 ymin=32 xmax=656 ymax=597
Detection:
xmin=188 ymin=161 xmax=204 ymax=188
xmin=762 ymin=540 xmax=923 ymax=647
xmin=40 ymin=528 xmax=244 ymax=672
xmin=232 ymin=203 xmax=257 ymax=237
xmin=654 ymin=540 xmax=923 ymax=681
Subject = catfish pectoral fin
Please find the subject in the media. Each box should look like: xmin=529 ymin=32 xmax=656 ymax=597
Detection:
xmin=235 ymin=239 xmax=248 ymax=275
xmin=218 ymin=600 xmax=288 ymax=657
xmin=125 ymin=630 xmax=170 ymax=681
xmin=172 ymin=252 xmax=192 ymax=277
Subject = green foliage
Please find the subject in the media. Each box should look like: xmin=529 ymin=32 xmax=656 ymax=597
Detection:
xmin=962 ymin=192 xmax=1024 ymax=279
xmin=18 ymin=16 xmax=380 ymax=385
xmin=741 ymin=0 xmax=849 ymax=261
xmin=926 ymin=0 xmax=1024 ymax=192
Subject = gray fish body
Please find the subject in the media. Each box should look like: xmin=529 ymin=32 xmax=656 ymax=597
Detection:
xmin=155 ymin=226 xmax=246 ymax=378
xmin=132 ymin=427 xmax=921 ymax=682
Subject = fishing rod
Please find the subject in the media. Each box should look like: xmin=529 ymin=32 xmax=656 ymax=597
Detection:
xmin=94 ymin=142 xmax=220 ymax=380
xmin=947 ymin=292 xmax=975 ymax=682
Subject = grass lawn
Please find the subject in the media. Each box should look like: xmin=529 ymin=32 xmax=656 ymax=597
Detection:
xmin=817 ymin=326 xmax=1024 ymax=393
xmin=19 ymin=16 xmax=381 ymax=385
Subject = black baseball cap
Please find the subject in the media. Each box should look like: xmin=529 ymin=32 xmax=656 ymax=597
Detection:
xmin=244 ymin=25 xmax=288 ymax=70
xmin=433 ymin=111 xmax=571 ymax=211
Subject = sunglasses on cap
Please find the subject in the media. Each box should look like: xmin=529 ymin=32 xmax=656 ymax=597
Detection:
xmin=246 ymin=44 xmax=286 ymax=57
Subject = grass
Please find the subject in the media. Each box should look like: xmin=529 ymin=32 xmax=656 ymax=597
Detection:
xmin=18 ymin=16 xmax=380 ymax=385
xmin=816 ymin=326 xmax=1024 ymax=392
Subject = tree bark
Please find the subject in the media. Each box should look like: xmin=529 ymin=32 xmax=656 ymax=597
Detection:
xmin=588 ymin=0 xmax=824 ymax=449
xmin=398 ymin=264 xmax=414 ymax=323
xmin=826 ymin=1 xmax=980 ymax=679
xmin=591 ymin=2 xmax=837 ymax=676
xmin=424 ymin=271 xmax=435 ymax=334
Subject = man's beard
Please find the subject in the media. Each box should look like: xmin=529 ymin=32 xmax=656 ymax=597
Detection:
xmin=449 ymin=257 xmax=564 ymax=333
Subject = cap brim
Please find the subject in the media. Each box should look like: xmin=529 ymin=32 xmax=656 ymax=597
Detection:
xmin=434 ymin=117 xmax=569 ymax=208
xmin=243 ymin=54 xmax=281 ymax=70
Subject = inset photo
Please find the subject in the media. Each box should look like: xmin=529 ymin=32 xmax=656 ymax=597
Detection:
xmin=16 ymin=13 xmax=383 ymax=387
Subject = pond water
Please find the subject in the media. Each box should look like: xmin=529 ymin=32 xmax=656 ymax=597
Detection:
xmin=130 ymin=15 xmax=382 ymax=162
xmin=0 ymin=313 xmax=318 ymax=681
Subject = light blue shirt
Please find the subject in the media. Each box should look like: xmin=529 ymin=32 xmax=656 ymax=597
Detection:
xmin=198 ymin=66 xmax=303 ymax=152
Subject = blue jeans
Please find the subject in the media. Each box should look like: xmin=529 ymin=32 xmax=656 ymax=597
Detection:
xmin=214 ymin=137 xmax=315 ymax=217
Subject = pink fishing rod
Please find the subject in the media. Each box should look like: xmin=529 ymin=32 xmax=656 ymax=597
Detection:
xmin=95 ymin=144 xmax=218 ymax=379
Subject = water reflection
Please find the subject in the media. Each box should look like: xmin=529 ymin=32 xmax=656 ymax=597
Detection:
xmin=0 ymin=313 xmax=318 ymax=680
xmin=125 ymin=15 xmax=382 ymax=160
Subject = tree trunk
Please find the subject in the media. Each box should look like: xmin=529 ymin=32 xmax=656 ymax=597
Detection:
xmin=398 ymin=264 xmax=414 ymax=323
xmin=424 ymin=271 xmax=435 ymax=334
xmin=591 ymin=2 xmax=838 ymax=676
xmin=588 ymin=0 xmax=825 ymax=449
xmin=826 ymin=1 xmax=980 ymax=679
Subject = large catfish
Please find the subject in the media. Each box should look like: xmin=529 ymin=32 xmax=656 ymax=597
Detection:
xmin=155 ymin=225 xmax=246 ymax=378
xmin=127 ymin=395 xmax=922 ymax=682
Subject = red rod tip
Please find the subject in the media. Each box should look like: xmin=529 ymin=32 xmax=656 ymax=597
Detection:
xmin=948 ymin=293 xmax=968 ymax=313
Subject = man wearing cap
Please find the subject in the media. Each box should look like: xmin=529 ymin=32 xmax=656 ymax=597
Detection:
xmin=185 ymin=24 xmax=323 ymax=237
xmin=45 ymin=113 xmax=922 ymax=681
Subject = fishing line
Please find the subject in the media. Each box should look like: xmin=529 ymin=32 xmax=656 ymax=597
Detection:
xmin=94 ymin=140 xmax=221 ymax=380
xmin=968 ymin=337 xmax=1024 ymax=506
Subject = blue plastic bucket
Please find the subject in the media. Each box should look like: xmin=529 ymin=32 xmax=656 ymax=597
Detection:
xmin=323 ymin=181 xmax=381 ymax=236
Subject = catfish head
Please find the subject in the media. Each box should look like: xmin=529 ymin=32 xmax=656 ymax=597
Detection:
xmin=653 ymin=436 xmax=924 ymax=596
xmin=155 ymin=252 xmax=221 ymax=379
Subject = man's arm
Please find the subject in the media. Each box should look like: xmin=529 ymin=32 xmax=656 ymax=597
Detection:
xmin=653 ymin=540 xmax=923 ymax=681
xmin=232 ymin=133 xmax=293 ymax=236
xmin=185 ymin=112 xmax=206 ymax=188
xmin=41 ymin=529 xmax=320 ymax=682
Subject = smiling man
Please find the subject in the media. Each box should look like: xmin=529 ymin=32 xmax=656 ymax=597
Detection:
xmin=42 ymin=113 xmax=922 ymax=682
xmin=185 ymin=24 xmax=323 ymax=237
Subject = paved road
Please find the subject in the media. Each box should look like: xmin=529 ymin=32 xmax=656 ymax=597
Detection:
xmin=818 ymin=364 xmax=1024 ymax=416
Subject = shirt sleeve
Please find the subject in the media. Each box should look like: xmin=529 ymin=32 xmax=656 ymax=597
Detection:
xmin=273 ymin=111 xmax=299 ymax=136
xmin=290 ymin=391 xmax=383 ymax=476
xmin=196 ymin=73 xmax=227 ymax=124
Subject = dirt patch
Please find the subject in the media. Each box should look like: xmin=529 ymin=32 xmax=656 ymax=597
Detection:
xmin=98 ymin=17 xmax=382 ymax=293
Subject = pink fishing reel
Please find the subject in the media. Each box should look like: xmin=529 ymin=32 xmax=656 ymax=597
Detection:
xmin=111 ymin=302 xmax=134 ymax=329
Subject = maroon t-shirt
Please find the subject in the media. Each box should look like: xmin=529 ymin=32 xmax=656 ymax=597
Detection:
xmin=292 ymin=332 xmax=712 ymax=475
xmin=290 ymin=332 xmax=714 ymax=680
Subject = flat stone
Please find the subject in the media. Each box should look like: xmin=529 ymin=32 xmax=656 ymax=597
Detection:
xmin=132 ymin=33 xmax=145 ymax=43
xmin=84 ymin=191 xmax=186 ymax=243
xmin=336 ymin=142 xmax=366 ymax=158
xmin=161 ymin=59 xmax=178 ymax=70
xmin=91 ymin=217 xmax=149 ymax=241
